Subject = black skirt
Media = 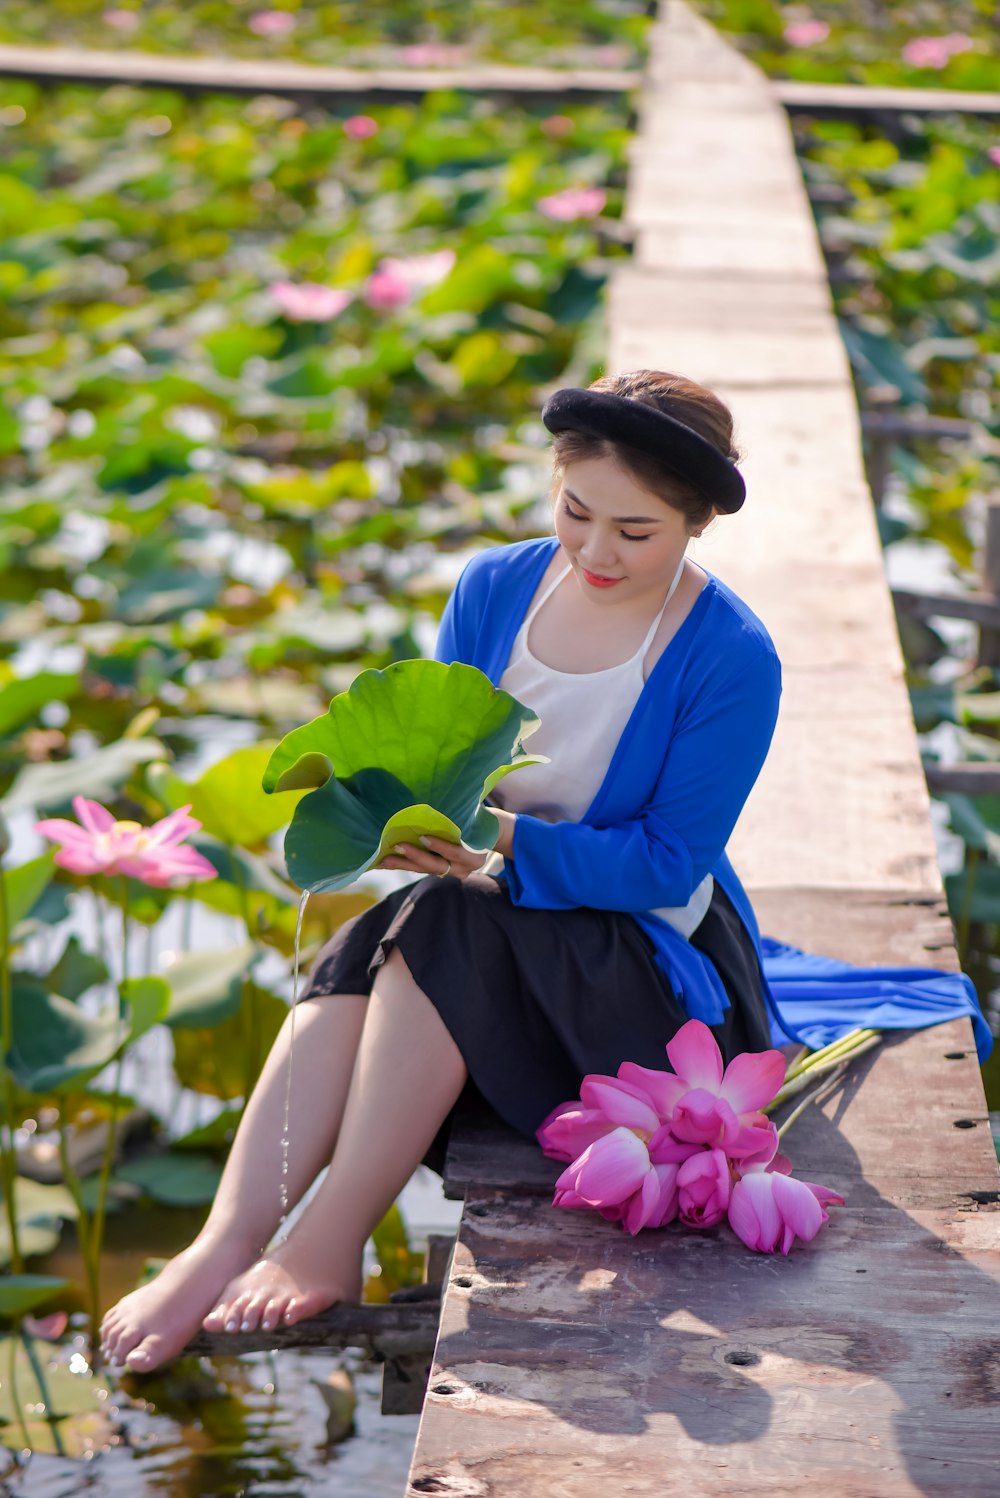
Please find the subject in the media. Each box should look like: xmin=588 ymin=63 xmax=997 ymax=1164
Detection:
xmin=298 ymin=871 xmax=773 ymax=1152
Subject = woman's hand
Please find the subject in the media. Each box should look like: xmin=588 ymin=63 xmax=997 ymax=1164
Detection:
xmin=380 ymin=809 xmax=517 ymax=880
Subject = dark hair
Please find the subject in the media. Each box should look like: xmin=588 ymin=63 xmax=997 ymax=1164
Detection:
xmin=547 ymin=369 xmax=743 ymax=534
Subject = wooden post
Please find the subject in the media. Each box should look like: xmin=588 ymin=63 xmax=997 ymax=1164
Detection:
xmin=977 ymin=499 xmax=1000 ymax=667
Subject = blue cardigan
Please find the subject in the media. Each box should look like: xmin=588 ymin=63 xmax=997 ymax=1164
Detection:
xmin=434 ymin=535 xmax=781 ymax=1030
xmin=434 ymin=535 xmax=992 ymax=1061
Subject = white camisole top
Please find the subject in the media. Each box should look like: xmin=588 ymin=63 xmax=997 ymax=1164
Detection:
xmin=487 ymin=554 xmax=715 ymax=939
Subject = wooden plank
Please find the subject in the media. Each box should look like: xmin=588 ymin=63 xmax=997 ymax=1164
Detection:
xmin=893 ymin=586 xmax=1000 ymax=630
xmin=408 ymin=1192 xmax=1000 ymax=1498
xmin=185 ymin=1297 xmax=439 ymax=1359
xmin=774 ymin=79 xmax=1000 ymax=119
xmin=413 ymin=2 xmax=1000 ymax=1489
xmin=0 ymin=42 xmax=639 ymax=97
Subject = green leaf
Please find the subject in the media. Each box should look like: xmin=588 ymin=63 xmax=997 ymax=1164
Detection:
xmin=149 ymin=745 xmax=304 ymax=847
xmin=7 ymin=979 xmax=126 ymax=1094
xmin=115 ymin=1151 xmax=223 ymax=1206
xmin=0 ymin=1180 xmax=79 ymax=1269
xmin=119 ymin=976 xmax=171 ymax=1044
xmin=0 ymin=674 xmax=79 ymax=738
xmin=263 ymin=660 xmax=544 ymax=893
xmin=0 ymin=1332 xmax=115 ymax=1457
xmin=2 ymin=738 xmax=164 ymax=814
xmin=44 ymin=936 xmax=109 ymax=1003
xmin=159 ymin=944 xmax=256 ymax=1029
xmin=3 ymin=854 xmax=56 ymax=932
xmin=0 ymin=1276 xmax=71 ymax=1319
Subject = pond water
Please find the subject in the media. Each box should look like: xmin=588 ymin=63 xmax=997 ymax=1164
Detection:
xmin=4 ymin=1169 xmax=462 ymax=1497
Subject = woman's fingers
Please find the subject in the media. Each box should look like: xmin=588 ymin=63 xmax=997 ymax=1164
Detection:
xmin=380 ymin=838 xmax=483 ymax=879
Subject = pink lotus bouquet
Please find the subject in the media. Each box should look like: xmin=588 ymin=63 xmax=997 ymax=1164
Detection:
xmin=536 ymin=1019 xmax=844 ymax=1254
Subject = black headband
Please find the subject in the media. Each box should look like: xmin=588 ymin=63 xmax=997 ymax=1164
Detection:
xmin=540 ymin=387 xmax=746 ymax=513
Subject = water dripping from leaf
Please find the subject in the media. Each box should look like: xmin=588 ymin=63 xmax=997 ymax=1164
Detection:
xmin=279 ymin=889 xmax=309 ymax=1221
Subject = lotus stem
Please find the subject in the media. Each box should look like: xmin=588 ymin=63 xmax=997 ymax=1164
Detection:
xmin=7 ymin=1329 xmax=31 ymax=1454
xmin=0 ymin=858 xmax=23 ymax=1274
xmin=782 ymin=1028 xmax=878 ymax=1083
xmin=21 ymin=1327 xmax=66 ymax=1458
xmin=776 ymin=1063 xmax=850 ymax=1140
xmin=768 ymin=1033 xmax=882 ymax=1112
xmin=58 ymin=1121 xmax=98 ymax=1353
xmin=87 ymin=878 xmax=130 ymax=1348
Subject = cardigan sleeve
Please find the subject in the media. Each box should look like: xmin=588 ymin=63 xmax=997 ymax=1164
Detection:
xmin=502 ymin=646 xmax=782 ymax=912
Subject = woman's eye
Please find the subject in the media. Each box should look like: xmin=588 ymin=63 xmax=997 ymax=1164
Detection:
xmin=561 ymin=502 xmax=649 ymax=542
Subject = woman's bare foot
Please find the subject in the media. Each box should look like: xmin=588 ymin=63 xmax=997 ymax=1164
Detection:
xmin=100 ymin=1233 xmax=260 ymax=1373
xmin=201 ymin=1232 xmax=363 ymax=1336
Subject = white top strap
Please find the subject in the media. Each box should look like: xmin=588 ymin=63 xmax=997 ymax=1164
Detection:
xmin=524 ymin=551 xmax=689 ymax=641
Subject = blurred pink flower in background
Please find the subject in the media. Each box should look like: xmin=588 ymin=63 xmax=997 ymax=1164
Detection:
xmin=248 ymin=10 xmax=297 ymax=37
xmin=537 ymin=186 xmax=607 ymax=221
xmin=101 ymin=8 xmax=139 ymax=28
xmin=541 ymin=115 xmax=576 ymax=139
xmin=343 ymin=114 xmax=379 ymax=139
xmin=363 ymin=249 xmax=456 ymax=310
xmin=989 ymin=146 xmax=1000 ymax=167
xmin=728 ymin=1164 xmax=845 ymax=1255
xmin=401 ymin=43 xmax=470 ymax=66
xmin=35 ymin=797 xmax=217 ymax=889
xmin=783 ymin=19 xmax=830 ymax=47
xmin=901 ymin=33 xmax=973 ymax=69
xmin=269 ymin=281 xmax=353 ymax=322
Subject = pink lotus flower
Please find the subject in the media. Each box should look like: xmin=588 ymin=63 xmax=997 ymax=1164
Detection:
xmin=269 ymin=281 xmax=353 ymax=322
xmin=901 ymin=33 xmax=973 ymax=69
xmin=537 ymin=187 xmax=607 ymax=222
xmin=102 ymin=8 xmax=139 ymax=28
xmin=618 ymin=1019 xmax=785 ymax=1161
xmin=541 ymin=115 xmax=575 ymax=139
xmin=537 ymin=1021 xmax=844 ymax=1252
xmin=343 ymin=114 xmax=379 ymax=140
xmin=554 ymin=1126 xmax=696 ymax=1236
xmin=783 ymin=19 xmax=830 ymax=47
xmin=676 ymin=1147 xmax=731 ymax=1228
xmin=363 ymin=249 xmax=455 ymax=310
xmin=987 ymin=145 xmax=1000 ymax=167
xmin=400 ymin=43 xmax=469 ymax=67
xmin=35 ymin=796 xmax=217 ymax=889
xmin=248 ymin=10 xmax=296 ymax=36
xmin=728 ymin=1165 xmax=845 ymax=1255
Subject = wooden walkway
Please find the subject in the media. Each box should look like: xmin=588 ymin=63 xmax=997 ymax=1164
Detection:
xmin=405 ymin=5 xmax=1000 ymax=1493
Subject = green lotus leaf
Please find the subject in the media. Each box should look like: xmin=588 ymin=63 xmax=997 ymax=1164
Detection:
xmin=263 ymin=660 xmax=545 ymax=893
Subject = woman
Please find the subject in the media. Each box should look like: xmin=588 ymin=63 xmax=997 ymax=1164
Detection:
xmin=100 ymin=367 xmax=783 ymax=1373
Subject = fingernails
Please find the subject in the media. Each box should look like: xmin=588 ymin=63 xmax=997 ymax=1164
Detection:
xmin=393 ymin=844 xmax=408 ymax=855
xmin=418 ymin=836 xmax=433 ymax=847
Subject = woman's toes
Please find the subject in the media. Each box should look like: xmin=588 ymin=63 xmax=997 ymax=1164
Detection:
xmin=238 ymin=1295 xmax=267 ymax=1333
xmin=260 ymin=1295 xmax=290 ymax=1331
xmin=124 ymin=1333 xmax=167 ymax=1372
xmin=202 ymin=1301 xmax=229 ymax=1332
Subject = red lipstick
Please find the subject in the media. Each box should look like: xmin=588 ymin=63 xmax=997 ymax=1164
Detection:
xmin=581 ymin=567 xmax=624 ymax=589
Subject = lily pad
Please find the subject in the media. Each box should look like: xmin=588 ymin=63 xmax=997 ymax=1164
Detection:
xmin=115 ymin=1150 xmax=223 ymax=1207
xmin=263 ymin=660 xmax=544 ymax=893
xmin=0 ymin=1276 xmax=72 ymax=1319
xmin=0 ymin=1333 xmax=114 ymax=1458
xmin=148 ymin=745 xmax=305 ymax=847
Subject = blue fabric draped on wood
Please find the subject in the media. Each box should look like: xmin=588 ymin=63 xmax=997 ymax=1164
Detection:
xmin=760 ymin=935 xmax=993 ymax=1062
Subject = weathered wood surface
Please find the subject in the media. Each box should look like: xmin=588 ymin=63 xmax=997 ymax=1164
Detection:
xmin=411 ymin=3 xmax=1000 ymax=1491
xmin=409 ymin=1191 xmax=1000 ymax=1497
xmin=185 ymin=1297 xmax=440 ymax=1361
xmin=0 ymin=43 xmax=638 ymax=98
xmin=774 ymin=79 xmax=1000 ymax=119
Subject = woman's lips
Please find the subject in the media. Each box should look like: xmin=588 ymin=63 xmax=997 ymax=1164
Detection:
xmin=581 ymin=567 xmax=624 ymax=588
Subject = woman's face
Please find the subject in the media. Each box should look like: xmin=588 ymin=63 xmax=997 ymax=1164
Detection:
xmin=552 ymin=454 xmax=697 ymax=607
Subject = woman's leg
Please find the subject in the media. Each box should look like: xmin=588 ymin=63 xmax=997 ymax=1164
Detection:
xmin=100 ymin=992 xmax=368 ymax=1371
xmin=201 ymin=945 xmax=467 ymax=1336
